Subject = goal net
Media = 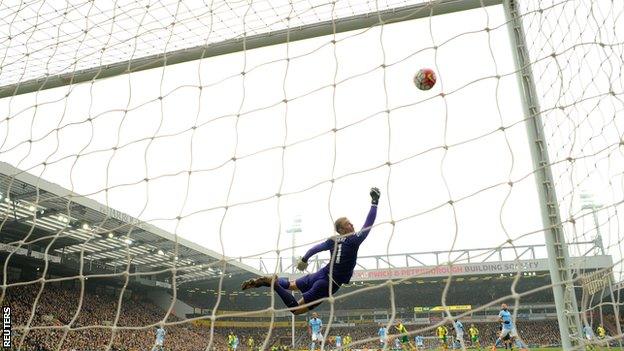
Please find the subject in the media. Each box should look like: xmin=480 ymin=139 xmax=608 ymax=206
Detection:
xmin=0 ymin=0 xmax=622 ymax=350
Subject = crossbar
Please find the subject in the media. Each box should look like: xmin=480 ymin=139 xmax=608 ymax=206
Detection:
xmin=0 ymin=0 xmax=502 ymax=99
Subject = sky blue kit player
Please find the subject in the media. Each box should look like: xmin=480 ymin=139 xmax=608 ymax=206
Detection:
xmin=415 ymin=335 xmax=424 ymax=347
xmin=493 ymin=303 xmax=526 ymax=349
xmin=156 ymin=327 xmax=165 ymax=342
xmin=583 ymin=325 xmax=594 ymax=340
xmin=378 ymin=326 xmax=387 ymax=339
xmin=499 ymin=310 xmax=513 ymax=329
xmin=378 ymin=325 xmax=388 ymax=348
xmin=308 ymin=313 xmax=323 ymax=351
xmin=241 ymin=187 xmax=380 ymax=314
xmin=454 ymin=319 xmax=464 ymax=342
xmin=153 ymin=326 xmax=165 ymax=351
xmin=309 ymin=315 xmax=322 ymax=336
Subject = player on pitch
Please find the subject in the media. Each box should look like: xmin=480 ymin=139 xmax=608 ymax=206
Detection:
xmin=468 ymin=324 xmax=481 ymax=349
xmin=241 ymin=187 xmax=380 ymax=314
xmin=491 ymin=303 xmax=528 ymax=351
xmin=152 ymin=326 xmax=166 ymax=351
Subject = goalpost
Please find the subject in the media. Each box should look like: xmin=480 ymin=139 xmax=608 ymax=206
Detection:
xmin=0 ymin=0 xmax=622 ymax=350
xmin=502 ymin=0 xmax=581 ymax=348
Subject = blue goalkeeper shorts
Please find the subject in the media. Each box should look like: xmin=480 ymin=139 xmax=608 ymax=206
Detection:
xmin=295 ymin=269 xmax=340 ymax=310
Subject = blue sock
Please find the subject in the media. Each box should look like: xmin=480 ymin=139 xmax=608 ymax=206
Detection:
xmin=273 ymin=281 xmax=298 ymax=308
xmin=311 ymin=342 xmax=315 ymax=350
xmin=495 ymin=338 xmax=503 ymax=347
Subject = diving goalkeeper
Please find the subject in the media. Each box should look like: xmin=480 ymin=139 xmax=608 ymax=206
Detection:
xmin=241 ymin=187 xmax=380 ymax=314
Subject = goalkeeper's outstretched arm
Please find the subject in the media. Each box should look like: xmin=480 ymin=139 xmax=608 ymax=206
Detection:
xmin=354 ymin=187 xmax=379 ymax=243
xmin=302 ymin=240 xmax=333 ymax=262
xmin=297 ymin=187 xmax=380 ymax=270
xmin=296 ymin=238 xmax=333 ymax=271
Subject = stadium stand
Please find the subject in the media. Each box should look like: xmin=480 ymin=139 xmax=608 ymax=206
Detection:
xmin=2 ymin=164 xmax=621 ymax=350
xmin=8 ymin=282 xmax=291 ymax=351
xmin=6 ymin=281 xmax=622 ymax=350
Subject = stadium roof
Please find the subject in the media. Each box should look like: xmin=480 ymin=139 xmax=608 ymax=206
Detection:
xmin=0 ymin=161 xmax=261 ymax=284
xmin=249 ymin=239 xmax=611 ymax=282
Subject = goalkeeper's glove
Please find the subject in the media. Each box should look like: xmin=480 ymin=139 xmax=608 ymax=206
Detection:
xmin=370 ymin=187 xmax=381 ymax=205
xmin=296 ymin=257 xmax=308 ymax=271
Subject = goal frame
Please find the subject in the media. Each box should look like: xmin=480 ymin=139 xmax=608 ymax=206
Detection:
xmin=0 ymin=0 xmax=501 ymax=99
xmin=502 ymin=0 xmax=581 ymax=348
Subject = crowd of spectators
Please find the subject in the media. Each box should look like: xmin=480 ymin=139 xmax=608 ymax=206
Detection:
xmin=5 ymin=283 xmax=256 ymax=351
xmin=4 ymin=282 xmax=621 ymax=350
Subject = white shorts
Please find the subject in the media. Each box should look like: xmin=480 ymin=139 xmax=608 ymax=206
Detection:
xmin=380 ymin=337 xmax=388 ymax=343
xmin=312 ymin=332 xmax=322 ymax=341
xmin=155 ymin=339 xmax=164 ymax=346
xmin=586 ymin=335 xmax=593 ymax=341
xmin=336 ymin=342 xmax=342 ymax=347
xmin=500 ymin=327 xmax=517 ymax=338
xmin=457 ymin=332 xmax=464 ymax=339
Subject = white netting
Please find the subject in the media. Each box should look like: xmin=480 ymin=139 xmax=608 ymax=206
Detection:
xmin=519 ymin=0 xmax=624 ymax=345
xmin=0 ymin=0 xmax=622 ymax=350
xmin=0 ymin=0 xmax=433 ymax=87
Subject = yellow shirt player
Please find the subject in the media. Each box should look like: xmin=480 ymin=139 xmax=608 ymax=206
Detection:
xmin=344 ymin=334 xmax=352 ymax=351
xmin=468 ymin=324 xmax=480 ymax=348
xmin=437 ymin=325 xmax=448 ymax=350
xmin=395 ymin=322 xmax=413 ymax=350
xmin=227 ymin=332 xmax=236 ymax=351
xmin=597 ymin=325 xmax=606 ymax=338
xmin=247 ymin=336 xmax=255 ymax=350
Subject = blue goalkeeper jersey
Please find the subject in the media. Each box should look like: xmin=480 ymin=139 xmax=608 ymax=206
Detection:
xmin=302 ymin=205 xmax=377 ymax=284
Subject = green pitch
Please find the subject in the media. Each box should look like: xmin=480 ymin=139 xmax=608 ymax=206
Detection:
xmin=461 ymin=348 xmax=618 ymax=351
xmin=507 ymin=348 xmax=616 ymax=351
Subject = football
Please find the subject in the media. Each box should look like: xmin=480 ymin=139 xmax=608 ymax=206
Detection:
xmin=414 ymin=68 xmax=437 ymax=90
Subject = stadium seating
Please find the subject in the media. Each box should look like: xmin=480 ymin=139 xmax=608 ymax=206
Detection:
xmin=5 ymin=283 xmax=620 ymax=350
